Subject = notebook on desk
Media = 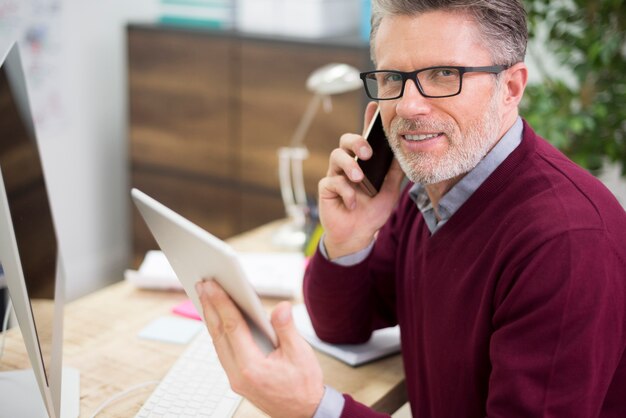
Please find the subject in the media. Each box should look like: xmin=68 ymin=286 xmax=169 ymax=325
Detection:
xmin=292 ymin=304 xmax=401 ymax=367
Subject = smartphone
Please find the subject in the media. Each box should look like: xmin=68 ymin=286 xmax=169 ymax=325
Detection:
xmin=356 ymin=108 xmax=394 ymax=196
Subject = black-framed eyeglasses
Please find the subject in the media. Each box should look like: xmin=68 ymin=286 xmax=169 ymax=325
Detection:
xmin=359 ymin=65 xmax=509 ymax=100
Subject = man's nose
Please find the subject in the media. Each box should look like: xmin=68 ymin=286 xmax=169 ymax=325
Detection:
xmin=395 ymin=79 xmax=432 ymax=119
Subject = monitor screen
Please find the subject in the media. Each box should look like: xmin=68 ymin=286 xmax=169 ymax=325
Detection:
xmin=0 ymin=47 xmax=58 ymax=386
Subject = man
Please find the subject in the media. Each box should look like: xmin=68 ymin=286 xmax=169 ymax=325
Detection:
xmin=196 ymin=0 xmax=626 ymax=416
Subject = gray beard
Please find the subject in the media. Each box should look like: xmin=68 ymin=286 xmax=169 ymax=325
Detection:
xmin=386 ymin=97 xmax=502 ymax=185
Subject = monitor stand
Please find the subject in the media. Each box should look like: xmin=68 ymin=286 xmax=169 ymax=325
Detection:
xmin=0 ymin=367 xmax=79 ymax=417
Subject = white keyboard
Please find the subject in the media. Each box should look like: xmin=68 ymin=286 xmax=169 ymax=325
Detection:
xmin=136 ymin=332 xmax=242 ymax=417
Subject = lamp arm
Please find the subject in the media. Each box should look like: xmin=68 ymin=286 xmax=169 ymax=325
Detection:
xmin=289 ymin=93 xmax=324 ymax=147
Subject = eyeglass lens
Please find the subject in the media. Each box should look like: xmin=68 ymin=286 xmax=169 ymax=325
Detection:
xmin=365 ymin=68 xmax=462 ymax=99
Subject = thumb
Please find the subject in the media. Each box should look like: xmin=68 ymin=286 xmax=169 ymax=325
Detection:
xmin=271 ymin=302 xmax=304 ymax=353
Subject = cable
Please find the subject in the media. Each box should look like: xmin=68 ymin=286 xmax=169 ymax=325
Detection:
xmin=88 ymin=379 xmax=160 ymax=418
xmin=0 ymin=297 xmax=12 ymax=364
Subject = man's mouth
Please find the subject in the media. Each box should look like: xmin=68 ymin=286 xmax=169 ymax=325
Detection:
xmin=403 ymin=133 xmax=442 ymax=141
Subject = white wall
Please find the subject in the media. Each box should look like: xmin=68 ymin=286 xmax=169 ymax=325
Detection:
xmin=48 ymin=0 xmax=159 ymax=299
xmin=1 ymin=0 xmax=158 ymax=300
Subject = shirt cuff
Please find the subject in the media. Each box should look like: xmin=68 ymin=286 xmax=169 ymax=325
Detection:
xmin=318 ymin=234 xmax=375 ymax=266
xmin=312 ymin=385 xmax=345 ymax=418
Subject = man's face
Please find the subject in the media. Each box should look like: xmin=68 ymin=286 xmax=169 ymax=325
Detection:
xmin=374 ymin=11 xmax=507 ymax=185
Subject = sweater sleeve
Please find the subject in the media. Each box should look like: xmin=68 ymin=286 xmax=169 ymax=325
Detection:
xmin=303 ymin=192 xmax=407 ymax=344
xmin=340 ymin=395 xmax=391 ymax=418
xmin=487 ymin=229 xmax=626 ymax=417
xmin=302 ymin=248 xmax=385 ymax=344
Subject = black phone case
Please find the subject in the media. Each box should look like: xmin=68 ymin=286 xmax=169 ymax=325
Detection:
xmin=356 ymin=111 xmax=394 ymax=196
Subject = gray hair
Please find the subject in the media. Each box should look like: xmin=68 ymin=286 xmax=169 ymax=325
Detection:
xmin=370 ymin=0 xmax=528 ymax=66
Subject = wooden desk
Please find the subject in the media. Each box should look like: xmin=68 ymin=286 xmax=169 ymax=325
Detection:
xmin=1 ymin=221 xmax=406 ymax=417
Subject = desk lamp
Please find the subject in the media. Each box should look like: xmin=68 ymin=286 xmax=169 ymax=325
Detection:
xmin=275 ymin=63 xmax=361 ymax=249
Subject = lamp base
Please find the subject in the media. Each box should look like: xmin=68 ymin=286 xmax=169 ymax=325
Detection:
xmin=272 ymin=221 xmax=307 ymax=250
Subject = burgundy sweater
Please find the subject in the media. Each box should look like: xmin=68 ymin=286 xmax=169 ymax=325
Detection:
xmin=304 ymin=122 xmax=626 ymax=417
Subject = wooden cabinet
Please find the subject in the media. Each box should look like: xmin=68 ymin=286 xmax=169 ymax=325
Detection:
xmin=128 ymin=25 xmax=370 ymax=259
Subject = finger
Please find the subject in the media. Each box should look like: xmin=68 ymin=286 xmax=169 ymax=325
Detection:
xmin=197 ymin=280 xmax=261 ymax=365
xmin=327 ymin=147 xmax=364 ymax=182
xmin=327 ymin=103 xmax=379 ymax=180
xmin=270 ymin=302 xmax=308 ymax=361
xmin=318 ymin=175 xmax=359 ymax=210
xmin=195 ymin=280 xmax=241 ymax=381
xmin=337 ymin=133 xmax=371 ymax=162
xmin=270 ymin=302 xmax=296 ymax=347
xmin=195 ymin=280 xmax=224 ymax=341
xmin=206 ymin=280 xmax=260 ymax=358
xmin=198 ymin=280 xmax=261 ymax=392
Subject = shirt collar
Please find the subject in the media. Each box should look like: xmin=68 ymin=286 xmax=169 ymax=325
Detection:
xmin=409 ymin=117 xmax=523 ymax=234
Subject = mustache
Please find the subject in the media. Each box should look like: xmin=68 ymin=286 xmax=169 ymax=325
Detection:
xmin=390 ymin=117 xmax=455 ymax=135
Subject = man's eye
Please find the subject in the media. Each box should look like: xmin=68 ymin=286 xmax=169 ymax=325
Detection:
xmin=424 ymin=68 xmax=459 ymax=83
xmin=382 ymin=73 xmax=402 ymax=83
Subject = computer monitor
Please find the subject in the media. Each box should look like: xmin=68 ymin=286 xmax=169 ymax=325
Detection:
xmin=0 ymin=42 xmax=78 ymax=418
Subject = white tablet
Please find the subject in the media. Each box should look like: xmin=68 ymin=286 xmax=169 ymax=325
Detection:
xmin=131 ymin=188 xmax=277 ymax=354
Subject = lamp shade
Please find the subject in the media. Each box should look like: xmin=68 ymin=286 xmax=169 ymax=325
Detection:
xmin=306 ymin=63 xmax=362 ymax=95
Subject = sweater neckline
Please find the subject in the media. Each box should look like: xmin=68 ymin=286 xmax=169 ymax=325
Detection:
xmin=423 ymin=120 xmax=537 ymax=247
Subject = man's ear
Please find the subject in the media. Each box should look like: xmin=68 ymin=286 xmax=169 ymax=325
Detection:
xmin=502 ymin=62 xmax=528 ymax=110
xmin=363 ymin=101 xmax=379 ymax=135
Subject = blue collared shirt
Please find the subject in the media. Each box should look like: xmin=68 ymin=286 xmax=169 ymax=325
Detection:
xmin=409 ymin=117 xmax=523 ymax=234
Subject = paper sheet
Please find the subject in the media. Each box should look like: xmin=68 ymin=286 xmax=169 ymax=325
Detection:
xmin=138 ymin=316 xmax=204 ymax=344
xmin=126 ymin=250 xmax=304 ymax=298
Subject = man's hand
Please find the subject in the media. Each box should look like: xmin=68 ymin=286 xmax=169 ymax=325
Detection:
xmin=195 ymin=279 xmax=325 ymax=418
xmin=318 ymin=102 xmax=405 ymax=259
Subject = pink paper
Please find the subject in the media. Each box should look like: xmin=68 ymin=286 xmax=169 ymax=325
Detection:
xmin=172 ymin=299 xmax=202 ymax=321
